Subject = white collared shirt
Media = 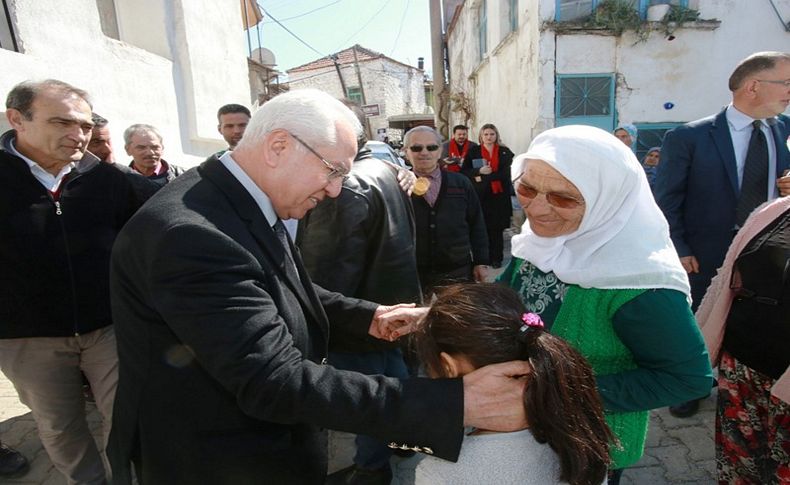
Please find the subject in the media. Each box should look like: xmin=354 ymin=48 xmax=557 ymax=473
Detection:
xmin=219 ymin=151 xmax=278 ymax=225
xmin=217 ymin=151 xmax=299 ymax=238
xmin=726 ymin=104 xmax=779 ymax=198
xmin=9 ymin=140 xmax=75 ymax=192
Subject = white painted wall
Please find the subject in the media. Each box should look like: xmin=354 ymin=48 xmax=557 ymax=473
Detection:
xmin=288 ymin=57 xmax=428 ymax=140
xmin=447 ymin=0 xmax=790 ymax=153
xmin=0 ymin=0 xmax=250 ymax=166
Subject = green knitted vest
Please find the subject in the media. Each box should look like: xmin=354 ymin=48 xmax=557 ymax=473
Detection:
xmin=552 ymin=285 xmax=648 ymax=470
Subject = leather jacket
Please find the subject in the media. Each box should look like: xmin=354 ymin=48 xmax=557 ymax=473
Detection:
xmin=297 ymin=149 xmax=422 ymax=352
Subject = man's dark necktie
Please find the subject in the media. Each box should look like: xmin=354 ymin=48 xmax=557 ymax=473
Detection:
xmin=735 ymin=120 xmax=769 ymax=226
xmin=273 ymin=219 xmax=300 ymax=282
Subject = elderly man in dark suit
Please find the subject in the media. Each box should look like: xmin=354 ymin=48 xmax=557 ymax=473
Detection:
xmin=655 ymin=51 xmax=790 ymax=417
xmin=108 ymin=88 xmax=529 ymax=485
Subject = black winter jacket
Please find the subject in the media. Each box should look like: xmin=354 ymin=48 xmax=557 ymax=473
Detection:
xmin=0 ymin=131 xmax=152 ymax=338
xmin=412 ymin=170 xmax=489 ymax=275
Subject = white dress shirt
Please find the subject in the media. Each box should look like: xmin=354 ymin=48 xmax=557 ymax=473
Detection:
xmin=726 ymin=104 xmax=779 ymax=199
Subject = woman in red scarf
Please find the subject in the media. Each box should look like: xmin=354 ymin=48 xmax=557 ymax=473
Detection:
xmin=463 ymin=123 xmax=515 ymax=268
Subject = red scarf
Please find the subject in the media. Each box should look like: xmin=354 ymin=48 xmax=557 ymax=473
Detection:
xmin=481 ymin=144 xmax=503 ymax=194
xmin=448 ymin=140 xmax=470 ymax=158
xmin=444 ymin=140 xmax=468 ymax=172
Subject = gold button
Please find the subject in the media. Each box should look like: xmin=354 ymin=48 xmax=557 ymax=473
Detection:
xmin=423 ymin=447 xmax=434 ymax=455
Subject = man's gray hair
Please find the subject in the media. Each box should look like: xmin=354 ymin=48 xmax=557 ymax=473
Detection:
xmin=403 ymin=126 xmax=442 ymax=147
xmin=6 ymin=79 xmax=92 ymax=120
xmin=123 ymin=124 xmax=163 ymax=145
xmin=235 ymin=89 xmax=362 ymax=153
xmin=729 ymin=51 xmax=790 ymax=91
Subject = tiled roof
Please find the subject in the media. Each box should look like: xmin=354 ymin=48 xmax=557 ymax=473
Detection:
xmin=287 ymin=44 xmax=415 ymax=73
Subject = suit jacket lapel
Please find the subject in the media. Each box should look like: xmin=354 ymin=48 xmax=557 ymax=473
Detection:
xmin=770 ymin=118 xmax=790 ymax=177
xmin=710 ymin=109 xmax=739 ymax=195
xmin=198 ymin=158 xmax=326 ymax=328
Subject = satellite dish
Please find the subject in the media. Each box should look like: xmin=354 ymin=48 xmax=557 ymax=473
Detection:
xmin=250 ymin=48 xmax=276 ymax=67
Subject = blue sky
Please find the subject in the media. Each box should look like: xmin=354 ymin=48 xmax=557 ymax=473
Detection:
xmin=248 ymin=0 xmax=434 ymax=78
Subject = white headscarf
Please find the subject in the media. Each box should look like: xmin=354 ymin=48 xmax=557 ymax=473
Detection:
xmin=510 ymin=125 xmax=690 ymax=296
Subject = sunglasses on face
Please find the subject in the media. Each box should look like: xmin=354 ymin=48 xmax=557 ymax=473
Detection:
xmin=408 ymin=144 xmax=440 ymax=153
xmin=515 ymin=182 xmax=585 ymax=209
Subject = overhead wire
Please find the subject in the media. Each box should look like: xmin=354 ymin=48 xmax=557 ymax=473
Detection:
xmin=388 ymin=0 xmax=410 ymax=57
xmin=257 ymin=2 xmax=327 ymax=58
xmin=261 ymin=0 xmax=344 ymax=24
xmin=334 ymin=0 xmax=392 ymax=51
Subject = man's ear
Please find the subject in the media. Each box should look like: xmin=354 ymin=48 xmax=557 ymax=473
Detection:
xmin=263 ymin=129 xmax=290 ymax=168
xmin=6 ymin=109 xmax=25 ymax=131
xmin=124 ymin=144 xmax=133 ymax=156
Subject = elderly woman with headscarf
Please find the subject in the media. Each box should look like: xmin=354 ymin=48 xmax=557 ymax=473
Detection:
xmin=613 ymin=123 xmax=637 ymax=153
xmin=497 ymin=125 xmax=712 ymax=484
xmin=641 ymin=146 xmax=661 ymax=191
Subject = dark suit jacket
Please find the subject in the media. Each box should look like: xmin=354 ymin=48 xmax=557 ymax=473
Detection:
xmin=655 ymin=109 xmax=790 ymax=303
xmin=108 ymin=157 xmax=463 ymax=485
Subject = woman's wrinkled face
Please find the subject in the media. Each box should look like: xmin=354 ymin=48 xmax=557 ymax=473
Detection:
xmin=517 ymin=159 xmax=585 ymax=238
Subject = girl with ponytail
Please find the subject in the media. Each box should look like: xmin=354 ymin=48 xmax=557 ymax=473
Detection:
xmin=413 ymin=283 xmax=613 ymax=485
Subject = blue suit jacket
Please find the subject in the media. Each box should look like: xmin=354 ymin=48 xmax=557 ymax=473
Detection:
xmin=655 ymin=108 xmax=790 ymax=279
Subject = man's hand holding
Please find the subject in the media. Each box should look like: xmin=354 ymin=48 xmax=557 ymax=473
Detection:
xmin=777 ymin=171 xmax=790 ymax=197
xmin=680 ymin=255 xmax=699 ymax=274
xmin=369 ymin=304 xmax=426 ymax=341
xmin=473 ymin=265 xmax=487 ymax=283
xmin=397 ymin=168 xmax=416 ymax=196
xmin=463 ymin=361 xmax=532 ymax=431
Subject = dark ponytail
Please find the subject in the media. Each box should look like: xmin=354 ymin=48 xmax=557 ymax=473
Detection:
xmin=415 ymin=283 xmax=613 ymax=485
xmin=519 ymin=327 xmax=614 ymax=485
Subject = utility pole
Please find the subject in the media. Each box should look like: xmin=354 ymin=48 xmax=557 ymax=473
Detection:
xmin=331 ymin=54 xmax=348 ymax=99
xmin=352 ymin=46 xmax=373 ymax=140
xmin=429 ymin=0 xmax=448 ymax=138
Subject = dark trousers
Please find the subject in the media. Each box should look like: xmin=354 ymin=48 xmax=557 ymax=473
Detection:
xmin=487 ymin=224 xmax=504 ymax=265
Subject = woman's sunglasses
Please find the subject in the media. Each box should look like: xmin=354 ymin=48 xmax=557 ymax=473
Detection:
xmin=409 ymin=144 xmax=440 ymax=153
xmin=515 ymin=182 xmax=585 ymax=209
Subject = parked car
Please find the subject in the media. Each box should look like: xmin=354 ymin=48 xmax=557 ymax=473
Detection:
xmin=365 ymin=141 xmax=409 ymax=169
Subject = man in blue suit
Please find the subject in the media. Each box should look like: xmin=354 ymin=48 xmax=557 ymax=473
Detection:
xmin=655 ymin=51 xmax=790 ymax=417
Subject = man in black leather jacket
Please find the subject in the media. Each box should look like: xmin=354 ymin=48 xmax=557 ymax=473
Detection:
xmin=297 ymin=103 xmax=421 ymax=485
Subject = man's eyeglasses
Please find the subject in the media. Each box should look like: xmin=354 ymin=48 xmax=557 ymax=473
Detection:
xmin=756 ymin=79 xmax=790 ymax=87
xmin=290 ymin=132 xmax=349 ymax=181
xmin=515 ymin=181 xmax=585 ymax=209
xmin=409 ymin=144 xmax=440 ymax=153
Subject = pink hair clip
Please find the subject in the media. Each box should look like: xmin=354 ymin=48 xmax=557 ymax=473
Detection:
xmin=521 ymin=312 xmax=544 ymax=328
xmin=518 ymin=313 xmax=544 ymax=342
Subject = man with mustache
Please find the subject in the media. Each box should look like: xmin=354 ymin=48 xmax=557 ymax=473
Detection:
xmin=124 ymin=123 xmax=184 ymax=187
